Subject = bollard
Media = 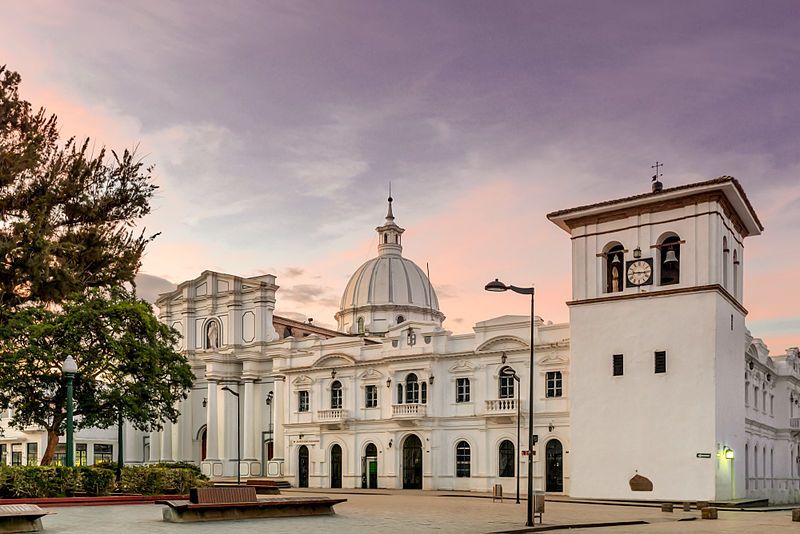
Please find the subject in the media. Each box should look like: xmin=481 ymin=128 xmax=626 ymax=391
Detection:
xmin=792 ymin=509 xmax=800 ymax=522
xmin=661 ymin=503 xmax=673 ymax=513
xmin=701 ymin=507 xmax=718 ymax=520
xmin=682 ymin=502 xmax=691 ymax=512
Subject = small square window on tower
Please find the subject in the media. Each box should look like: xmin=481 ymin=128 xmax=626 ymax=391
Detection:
xmin=612 ymin=354 xmax=624 ymax=376
xmin=654 ymin=351 xmax=667 ymax=374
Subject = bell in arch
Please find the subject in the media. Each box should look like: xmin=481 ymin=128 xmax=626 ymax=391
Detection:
xmin=663 ymin=247 xmax=679 ymax=264
xmin=611 ymin=253 xmax=621 ymax=265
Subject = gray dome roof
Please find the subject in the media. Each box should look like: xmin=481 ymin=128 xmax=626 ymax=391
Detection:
xmin=340 ymin=255 xmax=440 ymax=311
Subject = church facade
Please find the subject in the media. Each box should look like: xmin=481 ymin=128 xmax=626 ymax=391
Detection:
xmin=115 ymin=176 xmax=800 ymax=503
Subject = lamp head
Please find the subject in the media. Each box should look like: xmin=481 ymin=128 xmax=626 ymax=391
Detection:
xmin=62 ymin=355 xmax=78 ymax=375
xmin=724 ymin=447 xmax=734 ymax=460
xmin=266 ymin=391 xmax=274 ymax=405
xmin=484 ymin=279 xmax=508 ymax=292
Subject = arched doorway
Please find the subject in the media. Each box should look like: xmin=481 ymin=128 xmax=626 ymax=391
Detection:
xmin=402 ymin=435 xmax=423 ymax=489
xmin=330 ymin=444 xmax=343 ymax=488
xmin=298 ymin=445 xmax=309 ymax=488
xmin=546 ymin=439 xmax=563 ymax=492
xmin=362 ymin=443 xmax=378 ymax=489
xmin=197 ymin=426 xmax=207 ymax=462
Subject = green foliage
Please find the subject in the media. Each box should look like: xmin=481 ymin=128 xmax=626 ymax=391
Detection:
xmin=0 ymin=288 xmax=194 ymax=464
xmin=118 ymin=466 xmax=210 ymax=495
xmin=0 ymin=466 xmax=82 ymax=498
xmin=0 ymin=65 xmax=158 ymax=309
xmin=0 ymin=465 xmax=204 ymax=497
xmin=77 ymin=466 xmax=115 ymax=496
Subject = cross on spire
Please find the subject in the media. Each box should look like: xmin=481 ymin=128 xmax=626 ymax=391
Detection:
xmin=651 ymin=161 xmax=663 ymax=181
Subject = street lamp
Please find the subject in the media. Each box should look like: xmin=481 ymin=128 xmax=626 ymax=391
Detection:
xmin=485 ymin=279 xmax=536 ymax=527
xmin=221 ymin=385 xmax=241 ymax=485
xmin=500 ymin=367 xmax=521 ymax=505
xmin=61 ymin=356 xmax=78 ymax=467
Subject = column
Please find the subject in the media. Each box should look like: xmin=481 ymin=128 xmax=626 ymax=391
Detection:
xmin=160 ymin=420 xmax=173 ymax=462
xmin=242 ymin=380 xmax=258 ymax=478
xmin=206 ymin=381 xmax=219 ymax=460
xmin=220 ymin=382 xmax=240 ymax=477
xmin=273 ymin=377 xmax=286 ymax=461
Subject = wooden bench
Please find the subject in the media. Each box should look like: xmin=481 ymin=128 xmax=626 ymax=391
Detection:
xmin=0 ymin=504 xmax=51 ymax=533
xmin=159 ymin=486 xmax=346 ymax=523
xmin=245 ymin=479 xmax=282 ymax=495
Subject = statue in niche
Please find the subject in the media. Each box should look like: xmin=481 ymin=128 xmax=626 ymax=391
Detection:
xmin=611 ymin=265 xmax=620 ymax=292
xmin=206 ymin=320 xmax=219 ymax=349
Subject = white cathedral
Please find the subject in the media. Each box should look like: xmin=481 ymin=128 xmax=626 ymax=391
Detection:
xmin=3 ymin=176 xmax=799 ymax=504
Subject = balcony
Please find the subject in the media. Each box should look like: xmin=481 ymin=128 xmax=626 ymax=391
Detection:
xmin=317 ymin=409 xmax=348 ymax=427
xmin=485 ymin=398 xmax=518 ymax=422
xmin=392 ymin=403 xmax=427 ymax=421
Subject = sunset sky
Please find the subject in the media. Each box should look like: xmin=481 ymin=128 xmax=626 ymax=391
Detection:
xmin=2 ymin=1 xmax=798 ymax=351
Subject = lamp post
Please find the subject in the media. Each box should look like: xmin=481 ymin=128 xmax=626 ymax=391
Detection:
xmin=500 ymin=367 xmax=521 ymax=504
xmin=485 ymin=279 xmax=536 ymax=527
xmin=221 ymin=385 xmax=241 ymax=485
xmin=61 ymin=356 xmax=78 ymax=467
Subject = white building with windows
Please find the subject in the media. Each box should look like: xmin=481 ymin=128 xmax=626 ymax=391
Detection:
xmin=114 ymin=176 xmax=797 ymax=502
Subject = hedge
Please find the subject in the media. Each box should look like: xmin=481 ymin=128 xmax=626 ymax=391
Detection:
xmin=0 ymin=464 xmax=208 ymax=498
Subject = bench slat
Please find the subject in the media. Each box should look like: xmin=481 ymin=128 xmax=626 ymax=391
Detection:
xmin=190 ymin=486 xmax=258 ymax=504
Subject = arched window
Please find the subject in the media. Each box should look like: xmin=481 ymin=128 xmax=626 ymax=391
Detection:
xmin=659 ymin=235 xmax=681 ymax=285
xmin=455 ymin=441 xmax=471 ymax=478
xmin=405 ymin=374 xmax=419 ymax=404
xmin=732 ymin=250 xmax=740 ymax=299
xmin=605 ymin=243 xmax=625 ymax=293
xmin=499 ymin=367 xmax=515 ymax=399
xmin=499 ymin=440 xmax=515 ymax=477
xmin=357 ymin=317 xmax=365 ymax=335
xmin=384 ymin=234 xmax=388 ymax=244
xmin=396 ymin=383 xmax=404 ymax=404
xmin=331 ymin=380 xmax=342 ymax=409
xmin=722 ymin=236 xmax=729 ymax=289
xmin=396 ymin=315 xmax=405 ymax=324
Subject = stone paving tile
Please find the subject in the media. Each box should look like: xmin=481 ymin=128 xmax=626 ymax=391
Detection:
xmin=34 ymin=491 xmax=799 ymax=533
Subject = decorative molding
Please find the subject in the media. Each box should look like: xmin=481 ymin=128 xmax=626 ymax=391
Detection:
xmin=567 ymin=284 xmax=748 ymax=316
xmin=476 ymin=336 xmax=530 ymax=353
xmin=448 ymin=360 xmax=476 ymax=373
xmin=312 ymin=353 xmax=357 ymax=368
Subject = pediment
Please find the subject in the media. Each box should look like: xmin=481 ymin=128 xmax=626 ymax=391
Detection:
xmin=359 ymin=368 xmax=384 ymax=380
xmin=449 ymin=360 xmax=476 ymax=373
xmin=538 ymin=353 xmax=568 ymax=366
xmin=292 ymin=375 xmax=314 ymax=386
xmin=476 ymin=336 xmax=529 ymax=353
xmin=313 ymin=353 xmax=357 ymax=368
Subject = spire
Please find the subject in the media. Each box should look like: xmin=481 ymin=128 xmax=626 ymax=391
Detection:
xmin=386 ymin=182 xmax=394 ymax=221
xmin=376 ymin=185 xmax=404 ymax=256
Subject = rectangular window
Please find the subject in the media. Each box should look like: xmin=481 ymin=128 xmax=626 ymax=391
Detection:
xmin=11 ymin=444 xmax=22 ymax=466
xmin=763 ymin=391 xmax=767 ymax=413
xmin=76 ymin=443 xmax=88 ymax=466
xmin=365 ymin=385 xmax=378 ymax=408
xmin=654 ymin=351 xmax=667 ymax=374
xmin=53 ymin=444 xmax=66 ymax=466
xmin=93 ymin=444 xmax=113 ymax=464
xmin=770 ymin=394 xmax=774 ymax=416
xmin=456 ymin=378 xmax=471 ymax=403
xmin=298 ymin=390 xmax=309 ymax=412
xmin=499 ymin=374 xmax=515 ymax=399
xmin=26 ymin=442 xmax=38 ymax=465
xmin=0 ymin=444 xmax=6 ymax=466
xmin=546 ymin=371 xmax=563 ymax=397
xmin=754 ymin=387 xmax=759 ymax=410
xmin=612 ymin=354 xmax=624 ymax=376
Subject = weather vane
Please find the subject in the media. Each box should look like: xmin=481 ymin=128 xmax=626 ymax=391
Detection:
xmin=651 ymin=161 xmax=664 ymax=192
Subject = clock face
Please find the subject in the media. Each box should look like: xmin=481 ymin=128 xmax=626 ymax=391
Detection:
xmin=626 ymin=259 xmax=653 ymax=287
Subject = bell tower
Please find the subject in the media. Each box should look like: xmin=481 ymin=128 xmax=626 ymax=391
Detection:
xmin=548 ymin=176 xmax=763 ymax=501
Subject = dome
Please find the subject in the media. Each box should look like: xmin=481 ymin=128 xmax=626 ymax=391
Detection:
xmin=335 ymin=194 xmax=445 ymax=335
xmin=340 ymin=255 xmax=440 ymax=312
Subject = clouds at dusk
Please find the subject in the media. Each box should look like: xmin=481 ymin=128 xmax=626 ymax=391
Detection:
xmin=2 ymin=0 xmax=798 ymax=350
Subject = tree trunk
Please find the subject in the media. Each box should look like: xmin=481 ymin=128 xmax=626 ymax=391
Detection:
xmin=40 ymin=428 xmax=60 ymax=466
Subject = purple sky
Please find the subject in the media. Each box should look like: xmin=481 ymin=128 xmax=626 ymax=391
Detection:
xmin=2 ymin=1 xmax=798 ymax=350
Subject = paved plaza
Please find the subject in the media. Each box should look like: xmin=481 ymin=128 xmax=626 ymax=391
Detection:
xmin=32 ymin=489 xmax=800 ymax=533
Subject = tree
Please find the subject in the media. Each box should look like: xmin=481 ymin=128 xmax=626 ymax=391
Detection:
xmin=0 ymin=65 xmax=186 ymax=465
xmin=0 ymin=65 xmax=157 ymax=309
xmin=0 ymin=288 xmax=194 ymax=465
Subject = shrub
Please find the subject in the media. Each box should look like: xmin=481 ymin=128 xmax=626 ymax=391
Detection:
xmin=79 ymin=466 xmax=115 ymax=496
xmin=3 ymin=466 xmax=81 ymax=498
xmin=118 ymin=466 xmax=209 ymax=495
